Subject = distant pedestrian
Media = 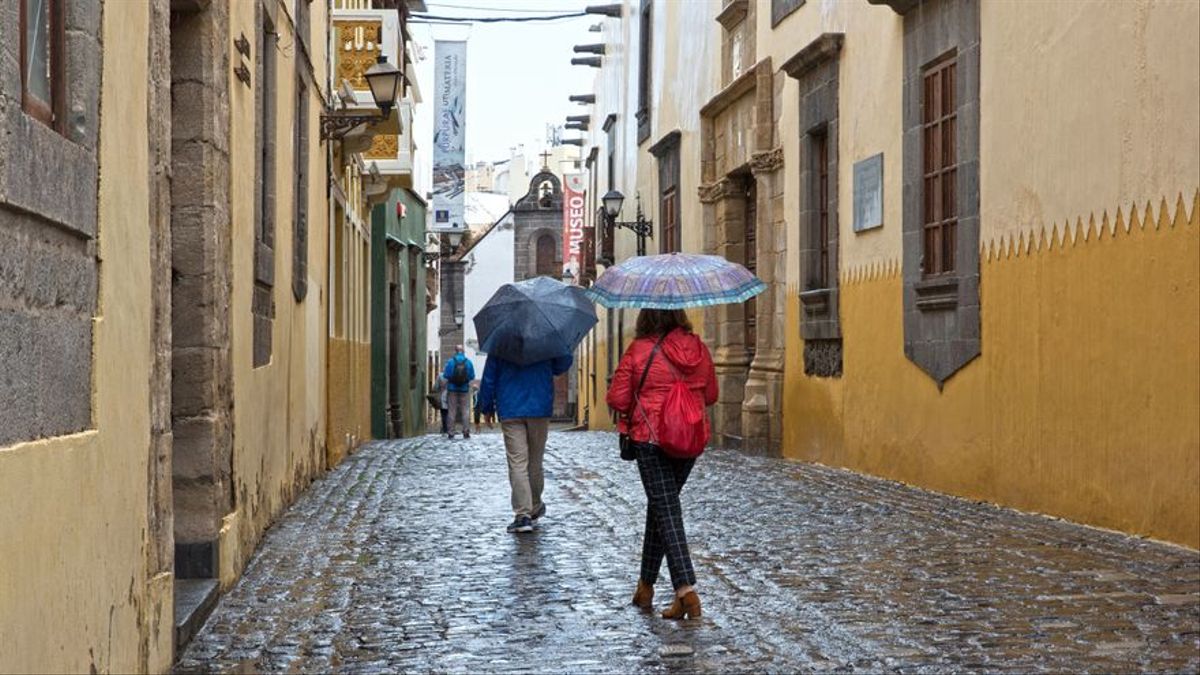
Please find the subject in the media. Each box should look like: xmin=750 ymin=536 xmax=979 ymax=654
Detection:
xmin=441 ymin=346 xmax=476 ymax=439
xmin=476 ymin=353 xmax=573 ymax=534
xmin=472 ymin=387 xmax=483 ymax=434
xmin=438 ymin=379 xmax=450 ymax=435
xmin=607 ymin=309 xmax=717 ymax=620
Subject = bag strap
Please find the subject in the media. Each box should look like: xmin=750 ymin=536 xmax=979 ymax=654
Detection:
xmin=627 ymin=331 xmax=669 ymax=428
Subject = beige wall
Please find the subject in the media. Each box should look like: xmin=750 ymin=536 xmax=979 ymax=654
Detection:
xmin=980 ymin=0 xmax=1200 ymax=245
xmin=763 ymin=0 xmax=1200 ymax=275
xmin=757 ymin=0 xmax=907 ymax=280
xmin=0 ymin=2 xmax=173 ymax=671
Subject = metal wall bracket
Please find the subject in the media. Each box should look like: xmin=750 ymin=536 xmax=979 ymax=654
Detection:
xmin=320 ymin=112 xmax=381 ymax=141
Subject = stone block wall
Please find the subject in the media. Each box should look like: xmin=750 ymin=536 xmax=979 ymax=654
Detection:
xmin=170 ymin=1 xmax=235 ymax=555
xmin=0 ymin=0 xmax=103 ymax=448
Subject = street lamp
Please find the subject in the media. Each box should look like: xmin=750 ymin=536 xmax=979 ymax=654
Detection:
xmin=601 ymin=190 xmax=653 ymax=256
xmin=320 ymin=55 xmax=405 ymax=140
xmin=422 ymin=229 xmax=466 ymax=264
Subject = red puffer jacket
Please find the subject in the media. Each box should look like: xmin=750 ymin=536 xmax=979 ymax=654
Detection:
xmin=607 ymin=328 xmax=719 ymax=445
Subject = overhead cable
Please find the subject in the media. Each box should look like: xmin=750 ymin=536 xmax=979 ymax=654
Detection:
xmin=413 ymin=12 xmax=587 ymax=23
xmin=426 ymin=2 xmax=576 ymax=13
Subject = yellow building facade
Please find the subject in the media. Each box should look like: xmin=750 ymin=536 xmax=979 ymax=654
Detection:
xmin=325 ymin=0 xmax=422 ymax=463
xmin=0 ymin=3 xmax=174 ymax=670
xmin=1 ymin=0 xmax=422 ymax=671
xmin=575 ymin=0 xmax=1198 ymax=548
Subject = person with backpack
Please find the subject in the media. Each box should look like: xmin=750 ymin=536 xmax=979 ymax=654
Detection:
xmin=476 ymin=353 xmax=573 ymax=534
xmin=441 ymin=345 xmax=476 ymax=439
xmin=606 ymin=308 xmax=717 ymax=620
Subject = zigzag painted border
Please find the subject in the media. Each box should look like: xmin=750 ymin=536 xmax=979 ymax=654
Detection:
xmin=840 ymin=258 xmax=901 ymax=285
xmin=790 ymin=189 xmax=1200 ymax=291
xmin=981 ymin=189 xmax=1199 ymax=262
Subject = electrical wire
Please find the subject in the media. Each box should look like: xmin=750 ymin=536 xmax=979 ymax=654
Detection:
xmin=426 ymin=2 xmax=578 ymax=12
xmin=412 ymin=11 xmax=586 ymax=23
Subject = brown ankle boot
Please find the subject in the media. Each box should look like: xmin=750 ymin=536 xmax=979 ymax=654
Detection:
xmin=661 ymin=591 xmax=701 ymax=620
xmin=632 ymin=580 xmax=654 ymax=609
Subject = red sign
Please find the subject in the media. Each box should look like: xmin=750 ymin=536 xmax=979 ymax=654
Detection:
xmin=562 ymin=174 xmax=586 ymax=284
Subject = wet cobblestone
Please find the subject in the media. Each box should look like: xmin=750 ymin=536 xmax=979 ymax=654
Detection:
xmin=176 ymin=432 xmax=1200 ymax=673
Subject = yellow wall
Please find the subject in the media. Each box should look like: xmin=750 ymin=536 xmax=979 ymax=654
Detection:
xmin=325 ymin=164 xmax=373 ymax=461
xmin=785 ymin=195 xmax=1199 ymax=548
xmin=220 ymin=0 xmax=329 ymax=586
xmin=768 ymin=0 xmax=1200 ymax=547
xmin=0 ymin=2 xmax=173 ymax=671
xmin=326 ymin=337 xmax=372 ymax=465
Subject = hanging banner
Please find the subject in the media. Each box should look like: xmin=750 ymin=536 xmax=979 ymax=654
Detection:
xmin=432 ymin=40 xmax=467 ymax=234
xmin=562 ymin=173 xmax=586 ymax=284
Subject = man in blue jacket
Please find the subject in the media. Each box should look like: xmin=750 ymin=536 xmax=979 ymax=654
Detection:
xmin=441 ymin=345 xmax=476 ymax=439
xmin=476 ymin=353 xmax=572 ymax=533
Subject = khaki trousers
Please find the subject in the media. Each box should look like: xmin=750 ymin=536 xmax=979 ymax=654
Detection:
xmin=501 ymin=418 xmax=549 ymax=517
xmin=447 ymin=391 xmax=471 ymax=435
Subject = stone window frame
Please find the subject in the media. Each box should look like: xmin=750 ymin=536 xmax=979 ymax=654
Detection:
xmin=408 ymin=246 xmax=420 ymax=381
xmin=783 ymin=33 xmax=844 ymax=378
xmin=19 ymin=0 xmax=66 ymax=130
xmin=741 ymin=172 xmax=758 ymax=353
xmin=599 ymin=114 xmax=618 ymax=265
xmin=635 ymin=0 xmax=652 ymax=145
xmin=295 ymin=0 xmax=312 ymax=54
xmin=253 ymin=6 xmax=278 ymax=368
xmin=2 ymin=1 xmax=102 ymax=238
xmin=770 ymin=0 xmax=805 ymax=27
xmin=293 ymin=71 xmax=309 ymax=302
xmin=898 ymin=0 xmax=981 ymax=386
xmin=649 ymin=129 xmax=681 ymax=253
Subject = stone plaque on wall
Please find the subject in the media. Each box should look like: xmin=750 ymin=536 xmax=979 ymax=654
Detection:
xmin=853 ymin=153 xmax=883 ymax=232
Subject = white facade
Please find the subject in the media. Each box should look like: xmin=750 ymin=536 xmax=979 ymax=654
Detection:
xmin=462 ymin=213 xmax=516 ymax=377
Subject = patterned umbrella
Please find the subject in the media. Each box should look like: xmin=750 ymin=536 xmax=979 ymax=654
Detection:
xmin=585 ymin=252 xmax=766 ymax=309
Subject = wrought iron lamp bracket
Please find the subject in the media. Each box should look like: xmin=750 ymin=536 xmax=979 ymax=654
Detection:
xmin=320 ymin=112 xmax=384 ymax=141
xmin=606 ymin=201 xmax=654 ymax=256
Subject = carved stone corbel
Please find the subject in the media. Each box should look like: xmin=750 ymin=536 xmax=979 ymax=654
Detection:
xmin=749 ymin=147 xmax=784 ymax=176
xmin=698 ymin=177 xmax=736 ymax=204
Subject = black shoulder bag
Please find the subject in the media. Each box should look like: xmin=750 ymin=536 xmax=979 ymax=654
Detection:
xmin=619 ymin=333 xmax=668 ymax=461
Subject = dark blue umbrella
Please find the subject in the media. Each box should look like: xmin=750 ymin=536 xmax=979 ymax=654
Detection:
xmin=473 ymin=276 xmax=598 ymax=366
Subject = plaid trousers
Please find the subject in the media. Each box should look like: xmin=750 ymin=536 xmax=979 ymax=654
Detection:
xmin=634 ymin=442 xmax=697 ymax=589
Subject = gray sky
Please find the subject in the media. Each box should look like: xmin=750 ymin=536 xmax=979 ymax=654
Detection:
xmin=411 ymin=0 xmax=598 ymax=164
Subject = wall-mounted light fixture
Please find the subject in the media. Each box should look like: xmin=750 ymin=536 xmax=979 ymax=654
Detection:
xmin=320 ymin=55 xmax=404 ymax=141
xmin=422 ymin=229 xmax=465 ymax=264
xmin=601 ymin=190 xmax=653 ymax=257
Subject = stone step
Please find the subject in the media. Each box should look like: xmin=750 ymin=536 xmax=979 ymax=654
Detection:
xmin=174 ymin=578 xmax=219 ymax=652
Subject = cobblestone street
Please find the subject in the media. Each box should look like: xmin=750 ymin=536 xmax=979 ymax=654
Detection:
xmin=176 ymin=432 xmax=1200 ymax=673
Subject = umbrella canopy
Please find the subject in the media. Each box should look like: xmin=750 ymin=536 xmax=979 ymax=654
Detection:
xmin=585 ymin=252 xmax=766 ymax=309
xmin=473 ymin=276 xmax=598 ymax=366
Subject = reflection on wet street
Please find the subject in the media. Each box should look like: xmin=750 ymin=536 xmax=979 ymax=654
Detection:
xmin=176 ymin=432 xmax=1200 ymax=673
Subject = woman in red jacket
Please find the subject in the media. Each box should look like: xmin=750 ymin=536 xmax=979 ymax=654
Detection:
xmin=607 ymin=308 xmax=718 ymax=620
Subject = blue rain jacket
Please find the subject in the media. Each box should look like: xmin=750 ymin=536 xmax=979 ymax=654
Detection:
xmin=476 ymin=354 xmax=573 ymax=421
xmin=442 ymin=353 xmax=476 ymax=393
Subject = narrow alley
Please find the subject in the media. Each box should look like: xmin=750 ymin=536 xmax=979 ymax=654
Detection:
xmin=175 ymin=432 xmax=1200 ymax=673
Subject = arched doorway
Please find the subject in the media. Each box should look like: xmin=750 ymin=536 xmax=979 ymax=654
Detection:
xmin=536 ymin=233 xmax=557 ymax=277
